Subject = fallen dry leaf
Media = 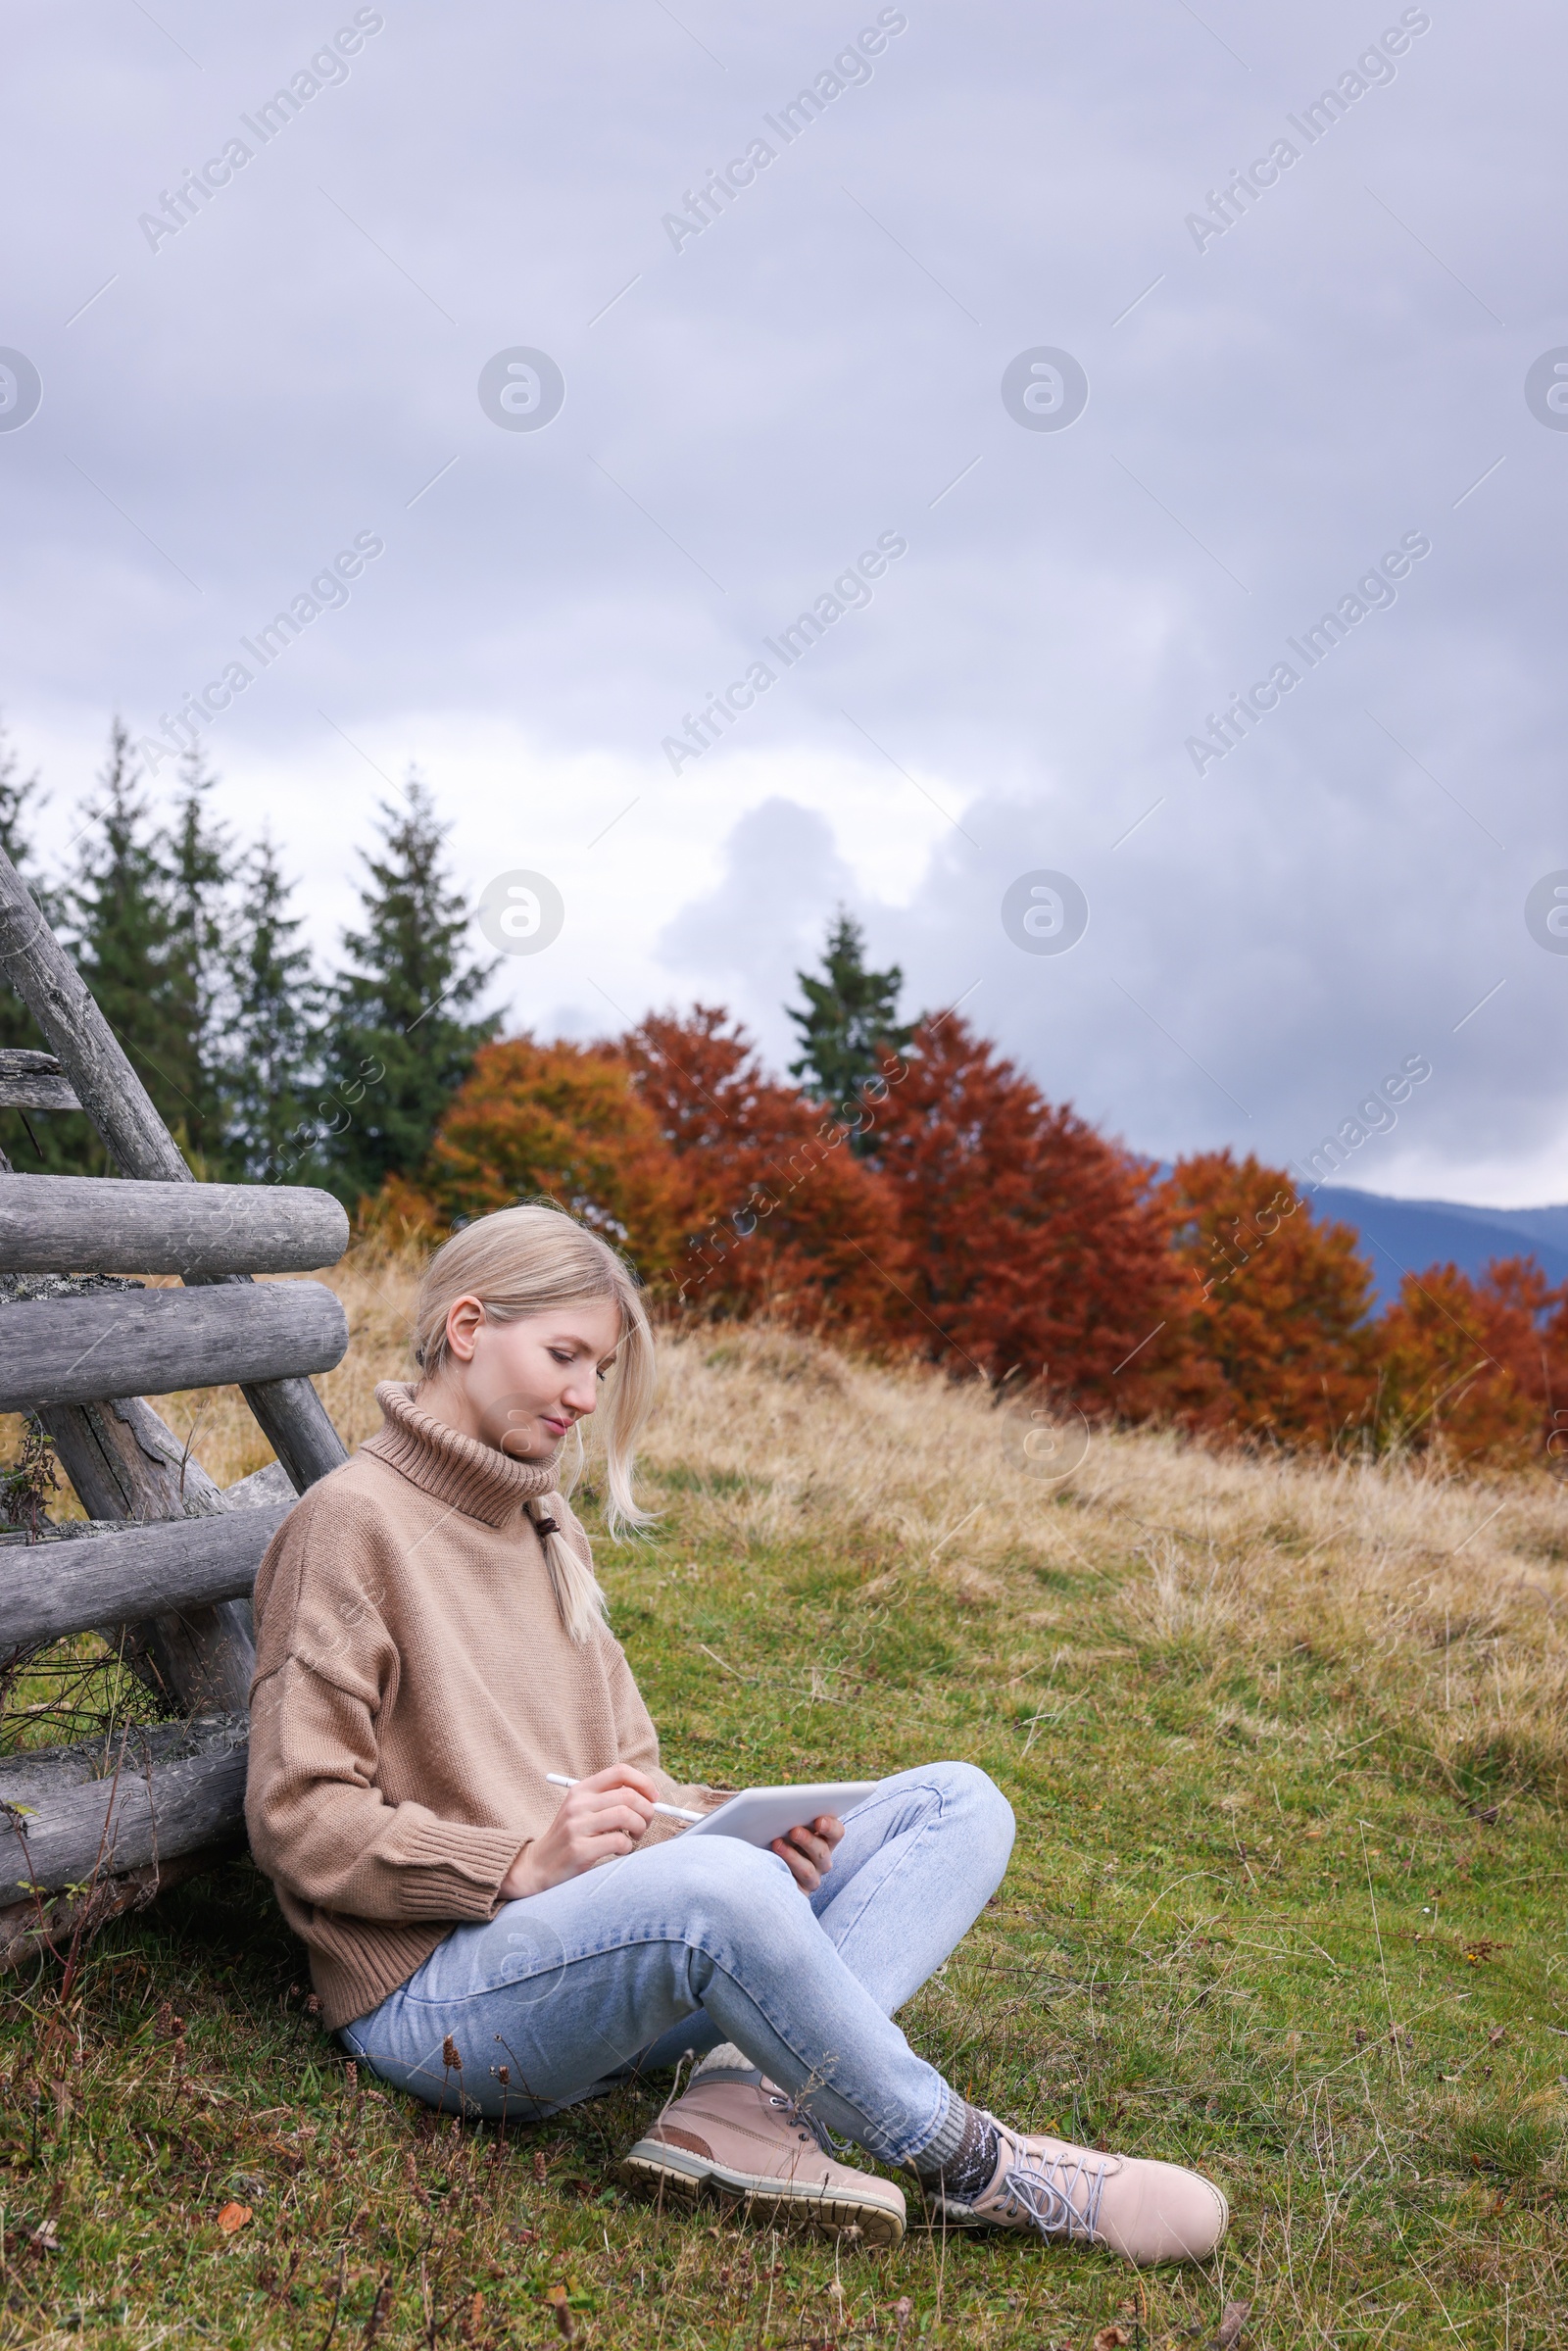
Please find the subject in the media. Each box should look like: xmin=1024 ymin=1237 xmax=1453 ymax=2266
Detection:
xmin=1213 ymin=2300 xmax=1252 ymax=2350
xmin=545 ymin=2284 xmax=575 ymax=2342
xmin=216 ymin=2202 xmax=253 ymax=2235
xmin=27 ymin=2219 xmax=61 ymax=2255
xmin=1094 ymin=2329 xmax=1132 ymax=2350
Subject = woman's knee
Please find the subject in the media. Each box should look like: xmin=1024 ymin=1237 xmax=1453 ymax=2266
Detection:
xmin=934 ymin=1760 xmax=1015 ymax=1867
xmin=659 ymin=1837 xmax=806 ymax=1949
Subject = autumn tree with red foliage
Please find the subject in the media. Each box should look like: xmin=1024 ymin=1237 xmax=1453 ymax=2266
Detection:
xmin=397 ymin=1003 xmax=1568 ymax=1476
xmin=621 ymin=1005 xmax=907 ymax=1334
xmin=1156 ymin=1151 xmax=1378 ymax=1445
xmin=1374 ymin=1256 xmax=1568 ymax=1467
xmin=864 ymin=1015 xmax=1180 ymax=1408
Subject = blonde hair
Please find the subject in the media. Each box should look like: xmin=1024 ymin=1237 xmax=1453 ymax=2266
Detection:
xmin=412 ymin=1201 xmax=657 ymax=1643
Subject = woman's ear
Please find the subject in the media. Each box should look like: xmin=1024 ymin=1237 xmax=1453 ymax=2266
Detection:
xmin=444 ymin=1295 xmax=487 ymax=1364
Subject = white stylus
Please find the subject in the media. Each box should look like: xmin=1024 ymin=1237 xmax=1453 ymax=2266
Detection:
xmin=546 ymin=1772 xmax=706 ymax=1824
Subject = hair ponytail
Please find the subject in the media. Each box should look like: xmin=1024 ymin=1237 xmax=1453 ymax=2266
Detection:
xmin=524 ymin=1493 xmax=610 ymax=1647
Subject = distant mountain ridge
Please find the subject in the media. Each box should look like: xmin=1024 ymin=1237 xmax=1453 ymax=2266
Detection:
xmin=1309 ymin=1187 xmax=1568 ymax=1308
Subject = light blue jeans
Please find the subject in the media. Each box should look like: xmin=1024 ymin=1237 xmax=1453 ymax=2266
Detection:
xmin=341 ymin=1762 xmax=1014 ymax=2166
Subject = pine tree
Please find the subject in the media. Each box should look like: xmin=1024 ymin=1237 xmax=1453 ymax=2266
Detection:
xmin=787 ymin=910 xmax=913 ymax=1150
xmin=318 ymin=774 xmax=499 ymax=1205
xmin=163 ymin=741 xmax=236 ymax=1174
xmin=221 ymin=831 xmax=325 ymax=1182
xmin=68 ymin=719 xmax=200 ymax=1168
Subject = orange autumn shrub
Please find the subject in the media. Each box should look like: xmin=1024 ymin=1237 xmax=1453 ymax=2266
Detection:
xmin=418 ymin=1036 xmax=684 ymax=1276
xmin=1156 ymin=1151 xmax=1378 ymax=1446
xmin=621 ymin=1006 xmax=908 ymax=1338
xmin=1374 ymin=1256 xmax=1568 ymax=1468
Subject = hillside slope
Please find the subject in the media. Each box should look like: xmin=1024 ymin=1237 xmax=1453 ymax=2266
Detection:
xmin=3 ymin=1250 xmax=1565 ymax=2346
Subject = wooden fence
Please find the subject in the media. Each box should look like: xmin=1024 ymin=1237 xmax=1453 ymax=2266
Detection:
xmin=0 ymin=847 xmax=351 ymax=1967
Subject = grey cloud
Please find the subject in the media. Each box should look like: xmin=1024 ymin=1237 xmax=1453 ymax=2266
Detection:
xmin=656 ymin=796 xmax=864 ymax=1056
xmin=1 ymin=0 xmax=1564 ymax=1198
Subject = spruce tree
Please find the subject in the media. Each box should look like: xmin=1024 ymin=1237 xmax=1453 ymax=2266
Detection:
xmin=787 ymin=909 xmax=913 ymax=1149
xmin=318 ymin=774 xmax=499 ymax=1205
xmin=222 ymin=831 xmax=325 ymax=1182
xmin=164 ymin=742 xmax=236 ymax=1174
xmin=68 ymin=719 xmax=200 ymax=1168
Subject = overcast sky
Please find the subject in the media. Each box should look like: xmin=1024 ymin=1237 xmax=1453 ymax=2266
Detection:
xmin=3 ymin=0 xmax=1565 ymax=1204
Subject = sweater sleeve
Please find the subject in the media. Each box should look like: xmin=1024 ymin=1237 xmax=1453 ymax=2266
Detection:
xmin=246 ymin=1657 xmax=523 ymax=1923
xmin=245 ymin=1493 xmax=522 ymax=1925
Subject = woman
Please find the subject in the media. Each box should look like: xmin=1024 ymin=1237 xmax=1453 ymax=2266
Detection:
xmin=246 ymin=1203 xmax=1227 ymax=2264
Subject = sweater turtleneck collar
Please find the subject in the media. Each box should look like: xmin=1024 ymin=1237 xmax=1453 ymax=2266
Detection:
xmin=360 ymin=1381 xmax=563 ymax=1528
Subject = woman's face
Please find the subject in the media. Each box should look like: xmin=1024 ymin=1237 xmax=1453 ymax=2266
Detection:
xmin=430 ymin=1294 xmax=625 ymax=1460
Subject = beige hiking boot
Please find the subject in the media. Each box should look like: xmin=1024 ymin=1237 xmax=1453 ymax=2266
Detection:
xmin=619 ymin=2052 xmax=906 ymax=2246
xmin=926 ymin=2118 xmax=1227 ymax=2266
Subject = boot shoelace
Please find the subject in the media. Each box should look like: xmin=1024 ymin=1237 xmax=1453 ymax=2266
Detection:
xmin=997 ymin=2138 xmax=1107 ymax=2243
xmin=765 ymin=2086 xmax=834 ymax=2157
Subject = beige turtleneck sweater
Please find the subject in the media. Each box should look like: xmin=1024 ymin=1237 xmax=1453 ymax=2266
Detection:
xmin=245 ymin=1382 xmax=707 ymax=2029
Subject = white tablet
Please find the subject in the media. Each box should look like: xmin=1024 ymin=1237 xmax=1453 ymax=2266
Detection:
xmin=683 ymin=1782 xmax=880 ymax=1848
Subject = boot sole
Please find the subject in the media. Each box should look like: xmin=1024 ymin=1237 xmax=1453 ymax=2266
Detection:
xmin=618 ymin=2139 xmax=906 ymax=2246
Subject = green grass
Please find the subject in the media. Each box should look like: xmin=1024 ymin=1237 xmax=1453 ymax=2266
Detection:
xmin=3 ymin=1481 xmax=1565 ymax=2350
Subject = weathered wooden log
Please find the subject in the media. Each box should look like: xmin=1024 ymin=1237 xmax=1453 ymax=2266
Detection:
xmin=0 ymin=1715 xmax=248 ymax=1900
xmin=3 ymin=1291 xmax=270 ymax=1717
xmin=0 ymin=1049 xmax=80 ymax=1111
xmin=0 ymin=1172 xmax=349 ymax=1277
xmin=0 ymin=845 xmax=350 ymax=1500
xmin=0 ymin=1280 xmax=348 ymax=1414
xmin=234 ymin=1374 xmax=352 ymax=1493
xmin=32 ymin=1387 xmax=257 ymax=1717
xmin=0 ymin=870 xmax=197 ymax=1184
xmin=0 ymin=1844 xmax=218 ymax=1973
xmin=0 ymin=1723 xmax=244 ymax=1974
xmin=0 ymin=1501 xmax=290 ymax=1652
xmin=223 ymin=1460 xmax=296 ymax=1508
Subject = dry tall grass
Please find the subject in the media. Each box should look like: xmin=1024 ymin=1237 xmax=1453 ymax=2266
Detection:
xmin=98 ymin=1239 xmax=1568 ymax=1821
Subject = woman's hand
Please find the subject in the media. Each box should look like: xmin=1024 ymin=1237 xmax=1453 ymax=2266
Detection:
xmin=500 ymin=1766 xmax=661 ymax=1900
xmin=769 ymin=1813 xmax=845 ymax=1895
